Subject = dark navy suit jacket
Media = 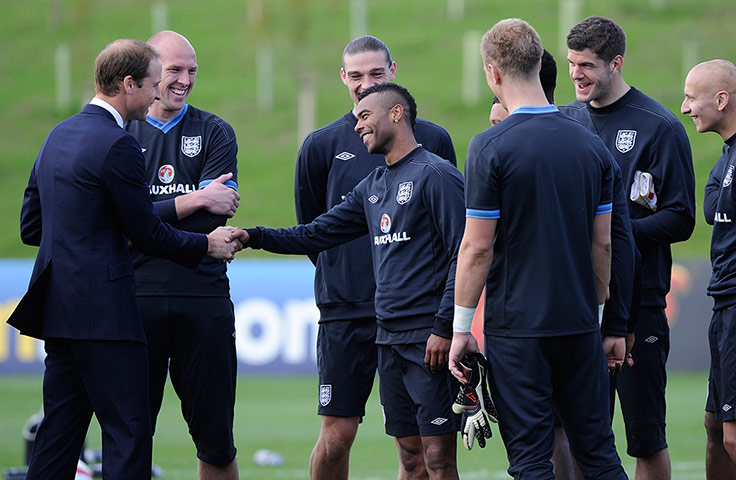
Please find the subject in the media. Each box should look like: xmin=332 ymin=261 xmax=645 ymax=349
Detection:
xmin=8 ymin=104 xmax=208 ymax=342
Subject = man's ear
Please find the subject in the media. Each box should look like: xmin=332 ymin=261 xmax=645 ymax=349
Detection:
xmin=123 ymin=75 xmax=135 ymax=94
xmin=716 ymin=90 xmax=730 ymax=112
xmin=391 ymin=103 xmax=404 ymax=124
xmin=610 ymin=55 xmax=624 ymax=75
xmin=484 ymin=63 xmax=502 ymax=89
xmin=340 ymin=67 xmax=348 ymax=86
xmin=489 ymin=64 xmax=502 ymax=85
xmin=388 ymin=61 xmax=397 ymax=81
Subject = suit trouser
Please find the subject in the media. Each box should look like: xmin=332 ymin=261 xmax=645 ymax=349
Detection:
xmin=27 ymin=338 xmax=152 ymax=480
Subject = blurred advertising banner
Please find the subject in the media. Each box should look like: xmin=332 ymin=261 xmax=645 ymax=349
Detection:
xmin=0 ymin=259 xmax=715 ymax=374
xmin=0 ymin=259 xmax=320 ymax=375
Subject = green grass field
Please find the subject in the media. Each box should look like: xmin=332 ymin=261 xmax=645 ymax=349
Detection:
xmin=0 ymin=371 xmax=708 ymax=479
xmin=0 ymin=2 xmax=726 ymax=478
xmin=2 ymin=0 xmax=736 ymax=259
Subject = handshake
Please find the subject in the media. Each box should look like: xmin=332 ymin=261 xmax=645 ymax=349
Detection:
xmin=205 ymin=226 xmax=250 ymax=262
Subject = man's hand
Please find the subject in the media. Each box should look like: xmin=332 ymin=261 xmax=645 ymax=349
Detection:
xmin=602 ymin=335 xmax=626 ymax=375
xmin=424 ymin=334 xmax=450 ymax=373
xmin=206 ymin=226 xmax=247 ymax=261
xmin=198 ymin=173 xmax=240 ymax=217
xmin=449 ymin=332 xmax=479 ymax=382
xmin=624 ymin=333 xmax=635 ymax=368
xmin=451 ymin=352 xmax=498 ymax=450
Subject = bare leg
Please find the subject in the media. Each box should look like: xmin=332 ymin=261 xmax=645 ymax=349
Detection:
xmin=309 ymin=416 xmax=360 ymax=480
xmin=421 ymin=432 xmax=459 ymax=480
xmin=198 ymin=458 xmax=238 ymax=480
xmin=551 ymin=427 xmax=583 ymax=480
xmin=706 ymin=413 xmax=736 ymax=479
xmin=395 ymin=435 xmax=429 ymax=480
xmin=722 ymin=420 xmax=736 ymax=468
xmin=634 ymin=448 xmax=670 ymax=480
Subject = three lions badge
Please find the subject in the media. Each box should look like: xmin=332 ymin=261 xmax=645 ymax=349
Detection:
xmin=615 ymin=130 xmax=637 ymax=153
xmin=396 ymin=181 xmax=413 ymax=205
xmin=319 ymin=384 xmax=332 ymax=406
xmin=724 ymin=165 xmax=734 ymax=188
xmin=181 ymin=135 xmax=202 ymax=157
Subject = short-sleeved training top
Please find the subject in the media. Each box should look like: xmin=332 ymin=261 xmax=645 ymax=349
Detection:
xmin=126 ymin=104 xmax=238 ymax=297
xmin=465 ymin=105 xmax=614 ymax=337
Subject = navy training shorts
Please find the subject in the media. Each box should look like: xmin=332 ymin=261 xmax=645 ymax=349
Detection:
xmin=615 ymin=306 xmax=669 ymax=458
xmin=378 ymin=342 xmax=459 ymax=438
xmin=706 ymin=305 xmax=736 ymax=422
xmin=137 ymin=296 xmax=237 ymax=466
xmin=316 ymin=318 xmax=377 ymax=417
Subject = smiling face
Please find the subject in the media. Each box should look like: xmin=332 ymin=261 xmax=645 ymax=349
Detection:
xmin=341 ymin=50 xmax=396 ymax=107
xmin=354 ymin=92 xmax=395 ymax=155
xmin=567 ymin=48 xmax=619 ymax=107
xmin=681 ymin=66 xmax=721 ymax=134
xmin=148 ymin=33 xmax=197 ymax=122
xmin=128 ymin=58 xmax=162 ymax=122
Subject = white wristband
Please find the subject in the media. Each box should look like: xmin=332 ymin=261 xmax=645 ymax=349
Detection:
xmin=454 ymin=304 xmax=476 ymax=333
xmin=598 ymin=304 xmax=605 ymax=326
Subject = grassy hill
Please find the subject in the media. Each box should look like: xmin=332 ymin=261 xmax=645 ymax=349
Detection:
xmin=2 ymin=0 xmax=735 ymax=258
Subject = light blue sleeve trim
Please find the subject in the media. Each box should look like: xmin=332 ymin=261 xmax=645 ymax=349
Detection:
xmin=596 ymin=202 xmax=613 ymax=214
xmin=199 ymin=179 xmax=238 ymax=190
xmin=466 ymin=208 xmax=500 ymax=219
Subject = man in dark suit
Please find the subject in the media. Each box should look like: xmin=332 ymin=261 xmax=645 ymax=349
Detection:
xmin=7 ymin=38 xmax=246 ymax=480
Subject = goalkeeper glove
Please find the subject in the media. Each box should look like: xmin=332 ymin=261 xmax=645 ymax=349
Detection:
xmin=452 ymin=352 xmax=498 ymax=450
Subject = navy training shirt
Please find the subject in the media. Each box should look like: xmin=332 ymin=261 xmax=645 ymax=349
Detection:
xmin=561 ymin=88 xmax=695 ymax=308
xmin=465 ymin=105 xmax=614 ymax=337
xmin=601 ymin=158 xmax=636 ymax=336
xmin=295 ymin=111 xmax=456 ymax=322
xmin=557 ymin=105 xmax=636 ymax=336
xmin=252 ymin=147 xmax=465 ymax=342
xmin=126 ymin=104 xmax=238 ymax=297
xmin=705 ymin=134 xmax=736 ymax=308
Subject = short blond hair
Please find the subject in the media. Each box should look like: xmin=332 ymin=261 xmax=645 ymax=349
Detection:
xmin=481 ymin=18 xmax=543 ymax=79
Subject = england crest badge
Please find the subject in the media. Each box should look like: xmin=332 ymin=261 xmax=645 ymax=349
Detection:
xmin=724 ymin=165 xmax=734 ymax=188
xmin=181 ymin=135 xmax=202 ymax=157
xmin=615 ymin=130 xmax=637 ymax=153
xmin=396 ymin=181 xmax=413 ymax=205
xmin=319 ymin=384 xmax=332 ymax=406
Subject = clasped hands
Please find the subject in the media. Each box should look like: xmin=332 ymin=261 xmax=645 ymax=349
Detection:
xmin=206 ymin=226 xmax=249 ymax=262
